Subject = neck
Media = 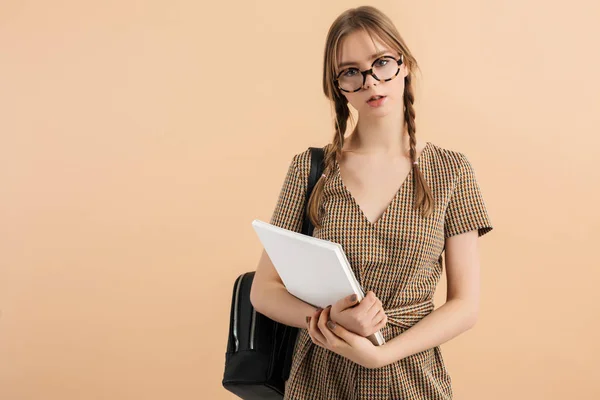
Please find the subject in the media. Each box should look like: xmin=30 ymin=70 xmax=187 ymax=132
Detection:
xmin=346 ymin=110 xmax=411 ymax=157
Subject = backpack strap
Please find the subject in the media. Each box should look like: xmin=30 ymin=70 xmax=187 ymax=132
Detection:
xmin=301 ymin=147 xmax=325 ymax=237
xmin=281 ymin=147 xmax=324 ymax=382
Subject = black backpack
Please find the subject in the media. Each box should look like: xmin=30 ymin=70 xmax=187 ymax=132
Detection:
xmin=222 ymin=147 xmax=325 ymax=399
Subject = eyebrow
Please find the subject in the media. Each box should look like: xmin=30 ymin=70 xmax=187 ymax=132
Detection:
xmin=337 ymin=50 xmax=391 ymax=69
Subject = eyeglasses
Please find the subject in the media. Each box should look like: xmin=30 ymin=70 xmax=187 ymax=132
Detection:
xmin=334 ymin=54 xmax=404 ymax=93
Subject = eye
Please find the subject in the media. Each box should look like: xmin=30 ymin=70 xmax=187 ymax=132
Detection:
xmin=342 ymin=68 xmax=359 ymax=77
xmin=375 ymin=58 xmax=389 ymax=67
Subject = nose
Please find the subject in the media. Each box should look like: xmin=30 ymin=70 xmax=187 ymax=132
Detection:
xmin=362 ymin=71 xmax=378 ymax=89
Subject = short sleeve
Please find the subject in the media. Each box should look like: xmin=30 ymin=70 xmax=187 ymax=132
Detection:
xmin=269 ymin=154 xmax=307 ymax=233
xmin=444 ymin=153 xmax=493 ymax=238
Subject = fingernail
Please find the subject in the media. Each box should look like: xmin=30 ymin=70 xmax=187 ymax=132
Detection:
xmin=326 ymin=305 xmax=332 ymax=309
xmin=327 ymin=320 xmax=336 ymax=330
xmin=350 ymin=294 xmax=357 ymax=302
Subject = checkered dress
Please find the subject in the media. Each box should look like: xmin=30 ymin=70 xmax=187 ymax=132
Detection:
xmin=269 ymin=141 xmax=493 ymax=400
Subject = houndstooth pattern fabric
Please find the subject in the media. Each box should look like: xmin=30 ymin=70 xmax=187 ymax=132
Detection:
xmin=269 ymin=141 xmax=493 ymax=400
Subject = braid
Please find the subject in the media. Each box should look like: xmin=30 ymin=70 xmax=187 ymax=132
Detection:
xmin=404 ymin=74 xmax=434 ymax=217
xmin=307 ymin=95 xmax=349 ymax=228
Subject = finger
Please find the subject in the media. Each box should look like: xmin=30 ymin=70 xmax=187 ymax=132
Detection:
xmin=356 ymin=291 xmax=375 ymax=311
xmin=306 ymin=309 xmax=320 ymax=330
xmin=307 ymin=328 xmax=327 ymax=348
xmin=372 ymin=309 xmax=387 ymax=327
xmin=307 ymin=329 xmax=326 ymax=348
xmin=309 ymin=324 xmax=327 ymax=346
xmin=310 ymin=309 xmax=328 ymax=344
xmin=318 ymin=307 xmax=348 ymax=348
xmin=371 ymin=307 xmax=385 ymax=324
xmin=365 ymin=298 xmax=384 ymax=321
xmin=306 ymin=316 xmax=316 ymax=339
xmin=317 ymin=306 xmax=331 ymax=340
xmin=322 ymin=316 xmax=356 ymax=346
xmin=373 ymin=314 xmax=387 ymax=331
xmin=311 ymin=307 xmax=323 ymax=321
xmin=364 ymin=305 xmax=380 ymax=322
xmin=336 ymin=293 xmax=359 ymax=312
xmin=366 ymin=295 xmax=382 ymax=313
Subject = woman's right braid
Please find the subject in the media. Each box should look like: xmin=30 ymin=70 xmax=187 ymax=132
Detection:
xmin=308 ymin=96 xmax=349 ymax=228
xmin=325 ymin=96 xmax=350 ymax=176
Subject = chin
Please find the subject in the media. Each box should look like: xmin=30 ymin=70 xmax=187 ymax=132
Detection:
xmin=362 ymin=106 xmax=392 ymax=118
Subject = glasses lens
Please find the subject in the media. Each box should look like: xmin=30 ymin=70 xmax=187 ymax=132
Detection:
xmin=338 ymin=69 xmax=363 ymax=92
xmin=373 ymin=57 xmax=399 ymax=81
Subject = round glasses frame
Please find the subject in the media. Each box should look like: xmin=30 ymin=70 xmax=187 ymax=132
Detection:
xmin=334 ymin=54 xmax=404 ymax=93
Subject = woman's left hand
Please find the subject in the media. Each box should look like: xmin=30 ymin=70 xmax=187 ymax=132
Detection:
xmin=306 ymin=306 xmax=387 ymax=369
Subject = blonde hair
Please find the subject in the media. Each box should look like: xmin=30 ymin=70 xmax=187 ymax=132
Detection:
xmin=308 ymin=5 xmax=434 ymax=228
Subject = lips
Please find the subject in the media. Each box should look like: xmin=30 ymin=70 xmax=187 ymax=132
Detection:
xmin=367 ymin=95 xmax=386 ymax=102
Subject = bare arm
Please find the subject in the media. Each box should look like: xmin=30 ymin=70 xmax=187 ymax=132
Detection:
xmin=249 ymin=249 xmax=318 ymax=329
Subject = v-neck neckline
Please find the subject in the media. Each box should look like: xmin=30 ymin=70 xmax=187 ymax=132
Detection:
xmin=335 ymin=141 xmax=431 ymax=227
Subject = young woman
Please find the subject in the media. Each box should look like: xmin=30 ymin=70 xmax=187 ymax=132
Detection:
xmin=250 ymin=6 xmax=493 ymax=399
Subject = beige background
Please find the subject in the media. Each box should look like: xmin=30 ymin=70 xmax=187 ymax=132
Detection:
xmin=1 ymin=1 xmax=599 ymax=399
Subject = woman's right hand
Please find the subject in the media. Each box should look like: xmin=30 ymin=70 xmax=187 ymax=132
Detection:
xmin=329 ymin=291 xmax=388 ymax=337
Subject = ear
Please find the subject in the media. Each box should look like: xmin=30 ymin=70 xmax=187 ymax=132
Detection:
xmin=401 ymin=63 xmax=410 ymax=79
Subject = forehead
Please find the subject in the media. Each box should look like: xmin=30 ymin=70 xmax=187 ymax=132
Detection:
xmin=337 ymin=29 xmax=395 ymax=68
